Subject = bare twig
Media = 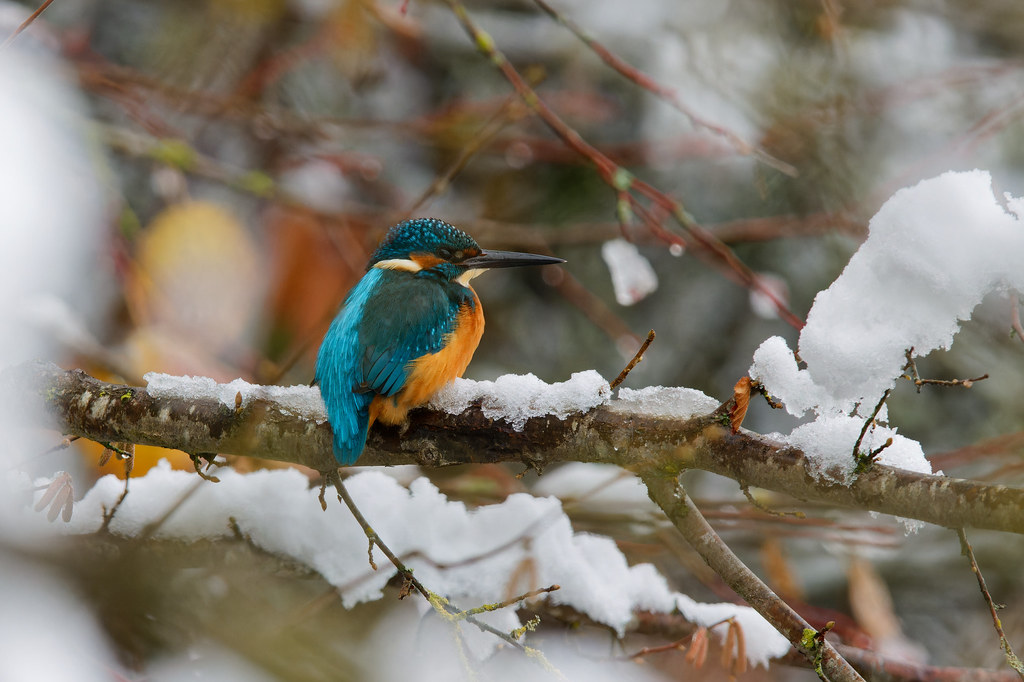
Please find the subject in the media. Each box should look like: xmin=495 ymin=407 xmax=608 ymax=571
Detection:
xmin=189 ymin=453 xmax=222 ymax=483
xmin=852 ymin=389 xmax=891 ymax=472
xmin=549 ymin=269 xmax=640 ymax=347
xmin=902 ymin=348 xmax=989 ymax=392
xmin=0 ymin=0 xmax=54 ymax=51
xmin=623 ymin=633 xmax=692 ymax=661
xmin=100 ymin=443 xmax=135 ymax=532
xmin=530 ymin=0 xmax=796 ymax=176
xmin=915 ymin=375 xmax=990 ymax=389
xmin=452 ymin=584 xmax=560 ymax=620
xmin=609 ymin=329 xmax=655 ymax=390
xmin=957 ymin=528 xmax=1024 ymax=680
xmin=331 ymin=471 xmax=419 ymax=591
xmin=404 ymin=74 xmax=541 ymax=217
xmin=740 ymin=484 xmax=806 ymax=519
xmin=138 ymin=480 xmax=205 ymax=540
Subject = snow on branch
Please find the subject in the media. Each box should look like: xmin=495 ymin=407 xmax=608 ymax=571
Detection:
xmin=7 ymin=361 xmax=1024 ymax=536
xmin=751 ymin=170 xmax=1024 ymax=490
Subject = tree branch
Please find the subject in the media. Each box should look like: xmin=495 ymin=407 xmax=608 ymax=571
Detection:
xmin=8 ymin=362 xmax=1024 ymax=535
xmin=642 ymin=474 xmax=863 ymax=681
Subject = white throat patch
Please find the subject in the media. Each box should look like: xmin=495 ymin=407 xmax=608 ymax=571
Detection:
xmin=456 ymin=268 xmax=485 ymax=287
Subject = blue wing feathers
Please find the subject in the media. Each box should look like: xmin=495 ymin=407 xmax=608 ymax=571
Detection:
xmin=315 ymin=268 xmax=474 ymax=465
xmin=355 ymin=273 xmax=461 ymax=396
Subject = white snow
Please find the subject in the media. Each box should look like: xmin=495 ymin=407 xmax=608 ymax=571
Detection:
xmin=750 ymin=170 xmax=1024 ymax=483
xmin=798 ymin=170 xmax=1023 ymax=408
xmin=601 ymin=238 xmax=659 ymax=306
xmin=749 ymin=336 xmax=830 ymax=419
xmin=749 ymin=272 xmax=790 ymax=320
xmin=532 ymin=462 xmax=655 ymax=511
xmin=429 ymin=370 xmax=611 ymax=429
xmin=144 ymin=372 xmax=328 ymax=423
xmin=33 ymin=463 xmax=789 ymax=668
xmin=614 ymin=385 xmax=719 ymax=419
xmin=786 ymin=415 xmax=930 ymax=486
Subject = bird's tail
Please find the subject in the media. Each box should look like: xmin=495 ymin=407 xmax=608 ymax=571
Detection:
xmin=318 ymin=378 xmax=375 ymax=466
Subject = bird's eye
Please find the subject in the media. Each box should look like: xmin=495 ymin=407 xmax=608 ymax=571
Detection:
xmin=437 ymin=247 xmax=454 ymax=260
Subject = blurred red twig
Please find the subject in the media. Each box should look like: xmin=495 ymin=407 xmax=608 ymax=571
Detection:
xmin=531 ymin=0 xmax=796 ymax=177
xmin=0 ymin=0 xmax=54 ymax=51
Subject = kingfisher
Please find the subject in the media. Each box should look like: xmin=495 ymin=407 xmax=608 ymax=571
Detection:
xmin=315 ymin=218 xmax=563 ymax=465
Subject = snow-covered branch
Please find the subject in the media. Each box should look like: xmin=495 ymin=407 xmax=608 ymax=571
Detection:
xmin=10 ymin=362 xmax=1024 ymax=536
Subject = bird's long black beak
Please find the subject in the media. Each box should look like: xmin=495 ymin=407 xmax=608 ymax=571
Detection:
xmin=461 ymin=249 xmax=564 ymax=269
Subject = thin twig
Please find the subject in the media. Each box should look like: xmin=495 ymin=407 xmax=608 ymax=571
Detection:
xmin=550 ymin=269 xmax=639 ymax=346
xmin=453 ymin=584 xmax=560 ymax=620
xmin=0 ymin=0 xmax=54 ymax=52
xmin=957 ymin=528 xmax=1024 ymax=680
xmin=915 ymin=374 xmax=990 ymax=389
xmin=609 ymin=329 xmax=655 ymax=390
xmin=902 ymin=347 xmax=989 ymax=392
xmin=138 ymin=480 xmax=205 ymax=540
xmin=530 ymin=0 xmax=796 ymax=177
xmin=404 ymin=73 xmax=542 ymax=217
xmin=622 ymin=615 xmax=734 ymax=661
xmin=189 ymin=453 xmax=222 ymax=483
xmin=332 ymin=471 xmax=417 ymax=590
xmin=852 ymin=389 xmax=890 ymax=471
xmin=11 ymin=436 xmax=81 ymax=471
xmin=99 ymin=444 xmax=135 ymax=532
xmin=624 ymin=634 xmax=693 ymax=661
xmin=740 ymin=484 xmax=806 ymax=519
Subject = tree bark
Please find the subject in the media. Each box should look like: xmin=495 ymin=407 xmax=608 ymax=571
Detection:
xmin=7 ymin=361 xmax=1024 ymax=535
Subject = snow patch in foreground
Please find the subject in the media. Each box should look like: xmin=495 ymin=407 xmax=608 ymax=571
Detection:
xmin=34 ymin=464 xmax=790 ymax=668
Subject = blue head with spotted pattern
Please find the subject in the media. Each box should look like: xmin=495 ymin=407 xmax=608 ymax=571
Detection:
xmin=370 ymin=219 xmax=482 ymax=268
xmin=315 ymin=218 xmax=564 ymax=465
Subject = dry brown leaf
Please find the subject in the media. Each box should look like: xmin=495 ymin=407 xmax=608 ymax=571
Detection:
xmin=730 ymin=376 xmax=753 ymax=433
xmin=761 ymin=536 xmax=804 ymax=602
xmin=848 ymin=557 xmax=901 ymax=641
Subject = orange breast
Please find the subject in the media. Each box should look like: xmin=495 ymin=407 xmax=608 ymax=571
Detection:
xmin=370 ymin=290 xmax=484 ymax=427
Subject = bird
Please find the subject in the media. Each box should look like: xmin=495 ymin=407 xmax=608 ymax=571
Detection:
xmin=315 ymin=218 xmax=564 ymax=465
